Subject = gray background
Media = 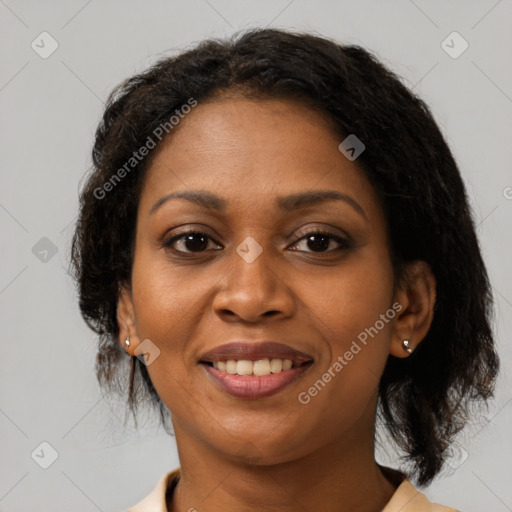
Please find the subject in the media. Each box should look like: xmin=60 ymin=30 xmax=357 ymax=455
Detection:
xmin=1 ymin=1 xmax=511 ymax=511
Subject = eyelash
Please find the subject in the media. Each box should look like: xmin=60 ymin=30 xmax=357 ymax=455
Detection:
xmin=162 ymin=227 xmax=352 ymax=255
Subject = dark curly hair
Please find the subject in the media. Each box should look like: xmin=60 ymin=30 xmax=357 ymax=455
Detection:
xmin=70 ymin=27 xmax=499 ymax=486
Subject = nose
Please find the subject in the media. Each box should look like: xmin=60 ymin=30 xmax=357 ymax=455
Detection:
xmin=212 ymin=240 xmax=295 ymax=323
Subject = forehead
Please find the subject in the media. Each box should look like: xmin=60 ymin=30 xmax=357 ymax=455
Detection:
xmin=139 ymin=96 xmax=382 ymax=222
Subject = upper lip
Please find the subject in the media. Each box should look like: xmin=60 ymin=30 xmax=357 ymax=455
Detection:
xmin=199 ymin=341 xmax=314 ymax=363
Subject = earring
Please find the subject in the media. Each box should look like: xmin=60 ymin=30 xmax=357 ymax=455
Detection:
xmin=124 ymin=337 xmax=130 ymax=348
xmin=402 ymin=338 xmax=412 ymax=354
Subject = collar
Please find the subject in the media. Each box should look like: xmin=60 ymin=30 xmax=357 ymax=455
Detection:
xmin=124 ymin=467 xmax=459 ymax=512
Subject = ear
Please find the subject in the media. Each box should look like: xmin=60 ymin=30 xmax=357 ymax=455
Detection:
xmin=390 ymin=260 xmax=436 ymax=358
xmin=117 ymin=283 xmax=140 ymax=356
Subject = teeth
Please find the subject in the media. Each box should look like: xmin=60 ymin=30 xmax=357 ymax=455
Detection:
xmin=212 ymin=358 xmax=296 ymax=376
xmin=225 ymin=360 xmax=237 ymax=374
xmin=270 ymin=358 xmax=282 ymax=373
xmin=253 ymin=359 xmax=271 ymax=376
xmin=236 ymin=360 xmax=253 ymax=375
xmin=282 ymin=359 xmax=293 ymax=371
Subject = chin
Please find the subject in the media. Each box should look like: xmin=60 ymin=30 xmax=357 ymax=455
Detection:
xmin=211 ymin=429 xmax=311 ymax=467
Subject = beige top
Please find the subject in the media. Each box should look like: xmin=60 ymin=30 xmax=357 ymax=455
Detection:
xmin=124 ymin=467 xmax=459 ymax=512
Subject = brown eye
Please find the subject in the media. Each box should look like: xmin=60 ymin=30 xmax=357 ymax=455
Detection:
xmin=289 ymin=229 xmax=352 ymax=253
xmin=163 ymin=230 xmax=221 ymax=254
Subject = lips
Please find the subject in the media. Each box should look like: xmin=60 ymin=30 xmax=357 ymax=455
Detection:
xmin=199 ymin=341 xmax=314 ymax=364
xmin=198 ymin=341 xmax=314 ymax=399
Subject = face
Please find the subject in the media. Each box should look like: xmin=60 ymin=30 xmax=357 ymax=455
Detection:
xmin=119 ymin=95 xmax=402 ymax=464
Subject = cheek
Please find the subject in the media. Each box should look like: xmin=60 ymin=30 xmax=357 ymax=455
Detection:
xmin=131 ymin=243 xmax=213 ymax=339
xmin=299 ymin=244 xmax=394 ymax=348
xmin=129 ymin=250 xmax=222 ymax=408
xmin=293 ymin=247 xmax=394 ymax=411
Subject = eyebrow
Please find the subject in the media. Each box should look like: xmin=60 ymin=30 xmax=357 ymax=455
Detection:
xmin=149 ymin=189 xmax=367 ymax=220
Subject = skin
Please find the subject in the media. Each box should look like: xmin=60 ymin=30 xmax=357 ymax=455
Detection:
xmin=117 ymin=95 xmax=436 ymax=512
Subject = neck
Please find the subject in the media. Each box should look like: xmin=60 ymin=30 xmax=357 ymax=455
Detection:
xmin=169 ymin=406 xmax=399 ymax=512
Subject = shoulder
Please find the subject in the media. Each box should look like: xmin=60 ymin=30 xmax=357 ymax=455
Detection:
xmin=382 ymin=477 xmax=460 ymax=512
xmin=123 ymin=468 xmax=180 ymax=512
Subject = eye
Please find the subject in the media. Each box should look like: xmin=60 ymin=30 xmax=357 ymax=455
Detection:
xmin=163 ymin=228 xmax=222 ymax=254
xmin=163 ymin=227 xmax=352 ymax=255
xmin=288 ymin=229 xmax=352 ymax=253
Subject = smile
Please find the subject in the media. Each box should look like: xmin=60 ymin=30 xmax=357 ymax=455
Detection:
xmin=200 ymin=359 xmax=313 ymax=399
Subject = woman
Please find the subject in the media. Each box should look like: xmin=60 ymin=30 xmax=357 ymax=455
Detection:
xmin=71 ymin=28 xmax=499 ymax=511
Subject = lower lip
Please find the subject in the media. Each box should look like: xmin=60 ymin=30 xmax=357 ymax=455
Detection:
xmin=201 ymin=363 xmax=313 ymax=399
